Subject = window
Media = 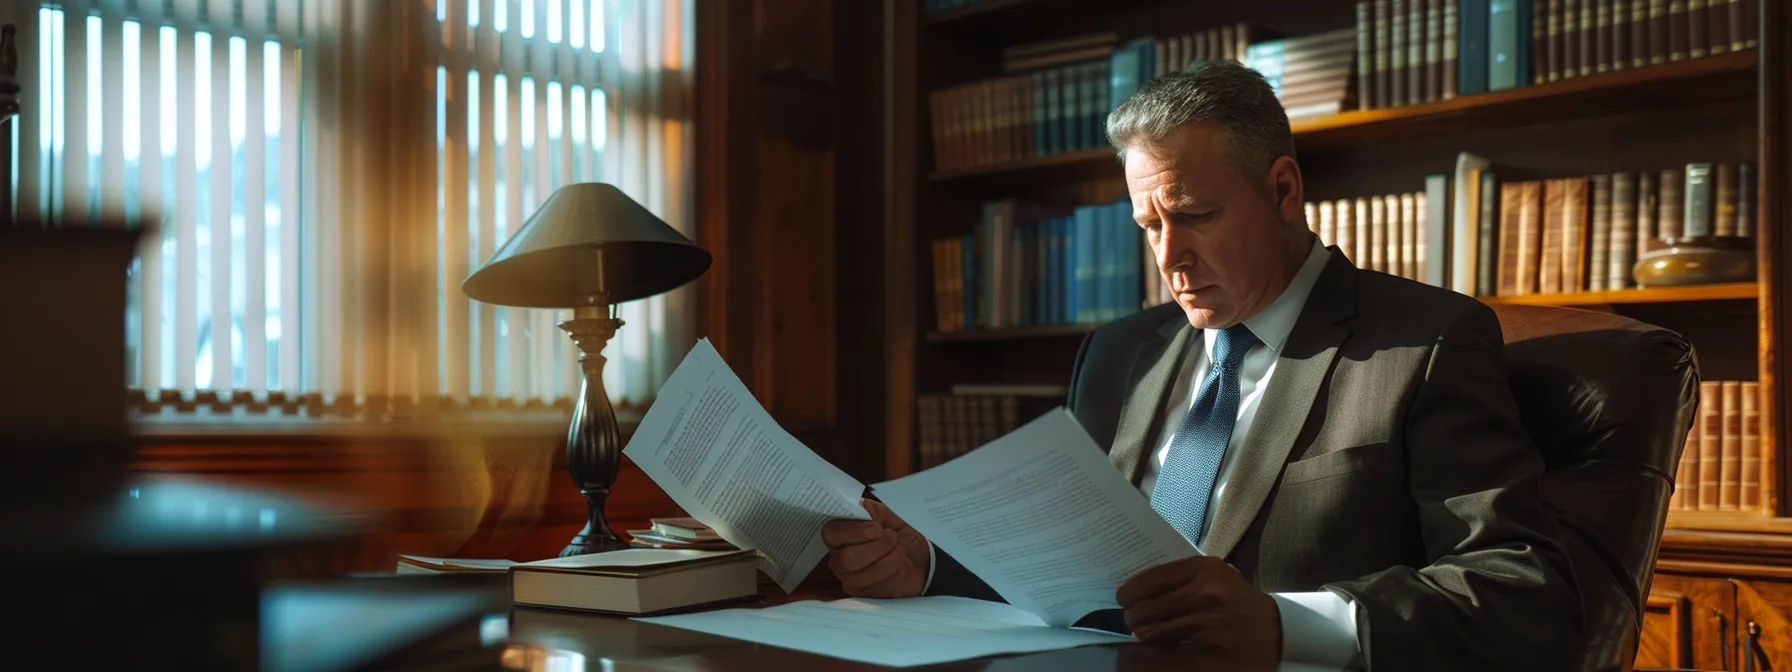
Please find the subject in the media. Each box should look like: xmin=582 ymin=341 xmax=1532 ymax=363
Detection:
xmin=6 ymin=0 xmax=694 ymax=422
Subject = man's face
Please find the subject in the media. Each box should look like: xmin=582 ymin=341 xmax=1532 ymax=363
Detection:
xmin=1124 ymin=121 xmax=1305 ymax=330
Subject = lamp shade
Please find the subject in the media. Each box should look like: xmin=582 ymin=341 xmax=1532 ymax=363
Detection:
xmin=462 ymin=183 xmax=711 ymax=307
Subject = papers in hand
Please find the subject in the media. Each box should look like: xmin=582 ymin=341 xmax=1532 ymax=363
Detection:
xmin=622 ymin=338 xmax=869 ymax=593
xmin=870 ymin=408 xmax=1200 ymax=628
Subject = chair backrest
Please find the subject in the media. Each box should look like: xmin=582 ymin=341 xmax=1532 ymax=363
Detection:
xmin=1489 ymin=303 xmax=1700 ymax=672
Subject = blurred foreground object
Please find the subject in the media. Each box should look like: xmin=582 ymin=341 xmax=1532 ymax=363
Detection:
xmin=462 ymin=183 xmax=711 ymax=558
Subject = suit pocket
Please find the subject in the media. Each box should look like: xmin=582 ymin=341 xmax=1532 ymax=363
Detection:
xmin=1280 ymin=441 xmax=1395 ymax=487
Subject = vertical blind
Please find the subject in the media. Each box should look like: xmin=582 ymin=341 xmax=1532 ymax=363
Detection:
xmin=3 ymin=0 xmax=695 ymax=417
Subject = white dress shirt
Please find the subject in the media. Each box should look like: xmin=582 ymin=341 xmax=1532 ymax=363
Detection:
xmin=924 ymin=238 xmax=1360 ymax=669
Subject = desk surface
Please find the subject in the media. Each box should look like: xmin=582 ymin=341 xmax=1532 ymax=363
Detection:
xmin=489 ymin=579 xmax=1323 ymax=672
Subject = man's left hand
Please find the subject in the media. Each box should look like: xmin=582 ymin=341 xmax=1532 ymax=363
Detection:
xmin=1117 ymin=555 xmax=1282 ymax=663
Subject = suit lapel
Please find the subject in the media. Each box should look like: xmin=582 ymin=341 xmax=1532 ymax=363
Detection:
xmin=1107 ymin=315 xmax=1195 ymax=485
xmin=1203 ymin=251 xmax=1358 ymax=559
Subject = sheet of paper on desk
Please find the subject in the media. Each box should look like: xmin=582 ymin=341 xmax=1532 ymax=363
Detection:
xmin=634 ymin=596 xmax=1130 ymax=667
xmin=622 ymin=338 xmax=870 ymax=593
xmin=870 ymin=408 xmax=1199 ymax=628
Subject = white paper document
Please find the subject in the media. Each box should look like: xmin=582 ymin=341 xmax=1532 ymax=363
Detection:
xmin=622 ymin=338 xmax=870 ymax=593
xmin=871 ymin=408 xmax=1199 ymax=628
xmin=635 ymin=595 xmax=1130 ymax=667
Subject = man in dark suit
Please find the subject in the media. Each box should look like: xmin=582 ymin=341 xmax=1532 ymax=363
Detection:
xmin=822 ymin=60 xmax=1582 ymax=669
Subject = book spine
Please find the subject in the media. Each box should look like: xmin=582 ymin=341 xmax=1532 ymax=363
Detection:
xmin=1320 ymin=201 xmax=1337 ymax=248
xmin=1428 ymin=0 xmax=1445 ymax=101
xmin=1669 ymin=0 xmax=1688 ymax=61
xmin=1563 ymin=0 xmax=1581 ymax=77
xmin=1738 ymin=161 xmax=1755 ymax=238
xmin=1720 ymin=380 xmax=1741 ymax=510
xmin=1518 ymin=181 xmax=1544 ymax=295
xmin=1424 ymin=175 xmax=1451 ymax=286
xmin=1714 ymin=162 xmax=1737 ymax=236
xmin=1355 ymin=198 xmax=1372 ymax=269
xmin=1636 ymin=170 xmax=1657 ymax=256
xmin=1579 ymin=0 xmax=1596 ymax=75
xmin=1547 ymin=0 xmax=1564 ymax=80
xmin=1609 ymin=172 xmax=1636 ymax=289
xmin=1683 ymin=162 xmax=1713 ymax=238
xmin=1392 ymin=0 xmax=1408 ymax=105
xmin=1371 ymin=195 xmax=1388 ymax=273
xmin=1564 ymin=177 xmax=1590 ymax=291
xmin=1728 ymin=0 xmax=1746 ymax=52
xmin=1589 ymin=174 xmax=1611 ymax=291
xmin=1688 ymin=0 xmax=1708 ymax=58
xmin=1377 ymin=0 xmax=1394 ymax=106
xmin=1540 ymin=180 xmax=1565 ymax=294
xmin=1595 ymin=0 xmax=1612 ymax=72
xmin=1443 ymin=0 xmax=1459 ymax=97
xmin=1649 ymin=0 xmax=1669 ymax=63
xmin=1677 ymin=421 xmax=1698 ymax=509
xmin=1532 ymin=0 xmax=1549 ymax=83
xmin=1412 ymin=0 xmax=1430 ymax=102
xmin=1460 ymin=0 xmax=1491 ymax=94
xmin=1709 ymin=0 xmax=1730 ymax=53
xmin=1631 ymin=0 xmax=1650 ymax=67
xmin=1477 ymin=171 xmax=1501 ymax=295
xmin=1659 ymin=167 xmax=1684 ymax=239
xmin=1337 ymin=198 xmax=1357 ymax=264
xmin=1612 ymin=0 xmax=1630 ymax=68
xmin=1742 ymin=0 xmax=1756 ymax=48
xmin=1498 ymin=182 xmax=1523 ymax=296
xmin=1742 ymin=381 xmax=1760 ymax=509
xmin=1490 ymin=0 xmax=1523 ymax=89
xmin=1404 ymin=192 xmax=1421 ymax=279
xmin=1698 ymin=380 xmax=1720 ymax=510
xmin=1359 ymin=2 xmax=1376 ymax=108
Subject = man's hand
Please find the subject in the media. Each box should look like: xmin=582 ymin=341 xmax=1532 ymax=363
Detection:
xmin=1117 ymin=556 xmax=1282 ymax=663
xmin=819 ymin=499 xmax=930 ymax=598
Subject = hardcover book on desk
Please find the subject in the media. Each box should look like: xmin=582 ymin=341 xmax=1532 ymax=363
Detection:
xmin=510 ymin=548 xmax=760 ymax=615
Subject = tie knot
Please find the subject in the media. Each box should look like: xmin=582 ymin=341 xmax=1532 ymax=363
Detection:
xmin=1214 ymin=324 xmax=1257 ymax=368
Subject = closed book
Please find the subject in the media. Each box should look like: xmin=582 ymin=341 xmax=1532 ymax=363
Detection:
xmin=1636 ymin=170 xmax=1658 ymax=256
xmin=1371 ymin=195 xmax=1388 ymax=273
xmin=1545 ymin=0 xmax=1563 ymax=81
xmin=1443 ymin=0 xmax=1459 ymax=97
xmin=1741 ymin=0 xmax=1756 ymax=48
xmin=1595 ymin=0 xmax=1611 ymax=72
xmin=1738 ymin=162 xmax=1755 ymax=238
xmin=1427 ymin=0 xmax=1444 ymax=101
xmin=1683 ymin=163 xmax=1713 ymax=238
xmin=1609 ymin=172 xmax=1636 ymax=289
xmin=1498 ymin=181 xmax=1524 ymax=296
xmin=1411 ymin=0 xmax=1429 ymax=102
xmin=1319 ymin=200 xmax=1337 ymax=248
xmin=1338 ymin=198 xmax=1358 ymax=265
xmin=1611 ymin=0 xmax=1630 ymax=68
xmin=1713 ymin=162 xmax=1737 ymax=236
xmin=1631 ymin=0 xmax=1650 ymax=68
xmin=1588 ymin=174 xmax=1611 ymax=291
xmin=1658 ymin=167 xmax=1684 ymax=239
xmin=1355 ymin=198 xmax=1372 ymax=270
xmin=510 ymin=549 xmax=760 ymax=615
xmin=1534 ymin=0 xmax=1550 ymax=83
xmin=1649 ymin=0 xmax=1669 ymax=64
xmin=1540 ymin=180 xmax=1567 ymax=294
xmin=1408 ymin=192 xmax=1424 ymax=280
xmin=1719 ymin=381 xmax=1740 ymax=510
xmin=397 ymin=556 xmax=517 ymax=574
xmin=1358 ymin=2 xmax=1376 ymax=108
xmin=1459 ymin=0 xmax=1490 ymax=95
xmin=1557 ymin=0 xmax=1575 ymax=79
xmin=1562 ymin=177 xmax=1590 ymax=291
xmin=1424 ymin=174 xmax=1452 ymax=287
xmin=1741 ymin=381 xmax=1760 ymax=509
xmin=1392 ymin=0 xmax=1409 ymax=105
xmin=1687 ymin=0 xmax=1708 ymax=57
xmin=1708 ymin=0 xmax=1729 ymax=53
xmin=1697 ymin=381 xmax=1720 ymax=510
xmin=1377 ymin=0 xmax=1395 ymax=106
xmin=1669 ymin=0 xmax=1688 ymax=61
xmin=1579 ymin=0 xmax=1595 ymax=75
xmin=1676 ymin=423 xmax=1698 ymax=509
xmin=1477 ymin=171 xmax=1502 ymax=296
xmin=1489 ymin=0 xmax=1531 ymax=90
xmin=650 ymin=516 xmax=722 ymax=541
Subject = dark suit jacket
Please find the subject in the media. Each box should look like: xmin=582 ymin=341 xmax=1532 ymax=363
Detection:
xmin=926 ymin=248 xmax=1584 ymax=670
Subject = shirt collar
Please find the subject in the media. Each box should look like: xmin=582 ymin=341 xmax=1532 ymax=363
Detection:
xmin=1203 ymin=237 xmax=1331 ymax=356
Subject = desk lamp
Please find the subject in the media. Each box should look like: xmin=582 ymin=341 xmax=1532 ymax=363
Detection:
xmin=463 ymin=183 xmax=711 ymax=557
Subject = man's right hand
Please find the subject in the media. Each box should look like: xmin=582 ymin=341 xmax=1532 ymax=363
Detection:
xmin=820 ymin=499 xmax=930 ymax=598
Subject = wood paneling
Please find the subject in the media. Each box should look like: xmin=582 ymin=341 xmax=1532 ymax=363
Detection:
xmin=1737 ymin=580 xmax=1792 ymax=671
xmin=1638 ymin=590 xmax=1691 ymax=670
xmin=694 ymin=0 xmax=888 ymax=480
xmin=1647 ymin=574 xmax=1739 ymax=672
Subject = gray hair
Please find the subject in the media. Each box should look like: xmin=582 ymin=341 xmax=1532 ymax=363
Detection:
xmin=1105 ymin=59 xmax=1296 ymax=181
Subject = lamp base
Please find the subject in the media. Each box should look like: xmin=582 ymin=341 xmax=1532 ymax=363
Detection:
xmin=558 ymin=309 xmax=629 ymax=557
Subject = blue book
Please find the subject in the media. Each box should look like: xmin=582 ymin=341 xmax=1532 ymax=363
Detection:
xmin=1033 ymin=70 xmax=1051 ymax=156
xmin=1073 ymin=206 xmax=1097 ymax=323
xmin=1459 ymin=0 xmax=1490 ymax=95
xmin=1488 ymin=0 xmax=1530 ymax=91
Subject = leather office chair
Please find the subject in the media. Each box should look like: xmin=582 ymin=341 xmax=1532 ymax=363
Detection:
xmin=1490 ymin=303 xmax=1700 ymax=672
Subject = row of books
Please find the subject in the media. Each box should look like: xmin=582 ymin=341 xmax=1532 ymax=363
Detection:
xmin=1671 ymin=380 xmax=1763 ymax=512
xmin=916 ymin=385 xmax=1065 ymax=469
xmin=1304 ymin=192 xmax=1438 ymax=284
xmin=1456 ymin=159 xmax=1756 ymax=297
xmin=928 ymin=25 xmax=1254 ymax=171
xmin=1245 ymin=27 xmax=1359 ymax=120
xmin=930 ymin=198 xmax=1147 ymax=333
xmin=1530 ymin=0 xmax=1759 ymax=84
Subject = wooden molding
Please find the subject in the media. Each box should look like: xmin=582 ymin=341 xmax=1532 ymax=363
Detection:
xmin=1657 ymin=528 xmax=1792 ymax=579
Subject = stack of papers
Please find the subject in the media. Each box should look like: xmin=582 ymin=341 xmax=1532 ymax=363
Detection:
xmin=620 ymin=339 xmax=1203 ymax=667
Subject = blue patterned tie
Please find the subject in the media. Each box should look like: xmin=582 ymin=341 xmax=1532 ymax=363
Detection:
xmin=1152 ymin=323 xmax=1258 ymax=547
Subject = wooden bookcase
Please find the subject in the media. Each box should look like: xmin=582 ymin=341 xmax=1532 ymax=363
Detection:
xmin=879 ymin=0 xmax=1792 ymax=666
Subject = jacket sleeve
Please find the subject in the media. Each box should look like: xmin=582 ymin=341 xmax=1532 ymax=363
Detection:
xmin=1322 ymin=302 xmax=1585 ymax=669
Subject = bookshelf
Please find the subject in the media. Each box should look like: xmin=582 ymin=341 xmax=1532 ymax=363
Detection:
xmin=883 ymin=0 xmax=1790 ymax=664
